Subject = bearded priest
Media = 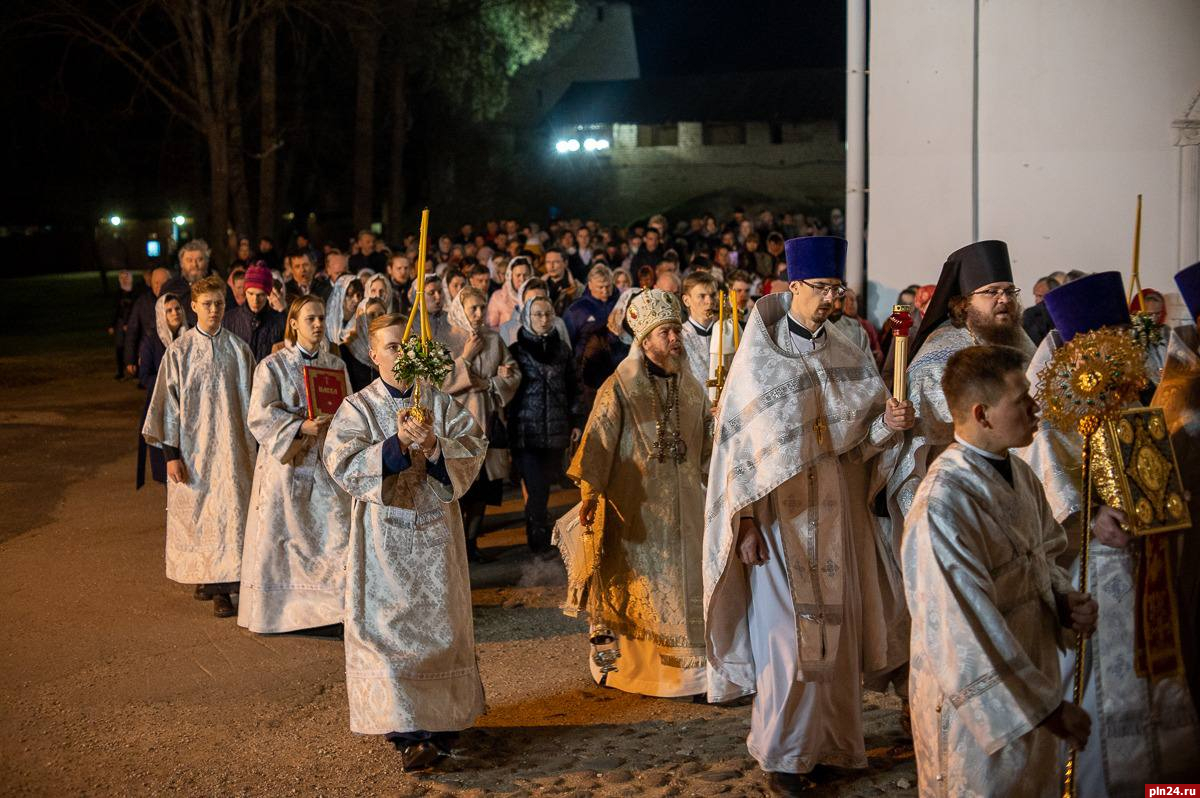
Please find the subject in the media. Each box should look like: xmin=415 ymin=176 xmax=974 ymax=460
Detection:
xmin=704 ymin=236 xmax=914 ymax=796
xmin=567 ymin=288 xmax=712 ymax=699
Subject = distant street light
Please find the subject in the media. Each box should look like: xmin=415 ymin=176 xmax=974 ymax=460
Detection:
xmin=557 ymin=137 xmax=609 ymax=154
xmin=172 ymin=215 xmax=186 ymax=226
xmin=109 ymin=215 xmax=122 ymax=226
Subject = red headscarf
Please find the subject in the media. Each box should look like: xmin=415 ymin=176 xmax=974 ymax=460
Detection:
xmin=1129 ymin=288 xmax=1165 ymax=325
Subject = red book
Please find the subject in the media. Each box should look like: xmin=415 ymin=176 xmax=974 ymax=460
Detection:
xmin=303 ymin=366 xmax=349 ymax=419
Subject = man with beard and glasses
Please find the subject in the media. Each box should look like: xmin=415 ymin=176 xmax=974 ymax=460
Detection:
xmin=162 ymin=240 xmax=213 ymax=325
xmin=876 ymin=241 xmax=1036 ymax=727
xmin=562 ymin=289 xmax=712 ymax=698
xmin=704 ymin=237 xmax=913 ymax=795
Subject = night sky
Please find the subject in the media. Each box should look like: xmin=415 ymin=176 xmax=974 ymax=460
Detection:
xmin=0 ymin=1 xmax=845 ymax=228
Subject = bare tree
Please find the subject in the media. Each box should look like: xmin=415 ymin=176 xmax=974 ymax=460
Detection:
xmin=37 ymin=0 xmax=271 ymax=268
xmin=256 ymin=8 xmax=280 ymax=243
xmin=350 ymin=20 xmax=379 ymax=233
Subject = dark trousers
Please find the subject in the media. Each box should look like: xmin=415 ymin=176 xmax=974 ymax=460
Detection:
xmin=512 ymin=447 xmax=564 ymax=550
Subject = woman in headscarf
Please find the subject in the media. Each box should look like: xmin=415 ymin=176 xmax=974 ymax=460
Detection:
xmin=612 ymin=267 xmax=633 ymax=294
xmin=575 ymin=287 xmax=640 ymax=419
xmin=442 ymin=268 xmax=466 ymax=304
xmin=363 ymin=273 xmax=394 ymax=311
xmin=507 ymin=296 xmax=583 ymax=554
xmin=487 ymin=256 xmax=533 ymax=329
xmin=442 ymin=286 xmax=522 ymax=561
xmin=324 ymin=275 xmax=362 ymax=344
xmin=342 ymin=296 xmax=389 ymax=392
xmin=136 ymin=293 xmax=188 ymax=488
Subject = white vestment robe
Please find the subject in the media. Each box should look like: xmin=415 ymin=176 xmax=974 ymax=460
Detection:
xmin=905 ymin=443 xmax=1073 ymax=797
xmin=681 ymin=319 xmax=713 ymax=393
xmin=142 ymin=327 xmax=256 ymax=584
xmin=565 ymin=345 xmax=711 ymax=698
xmin=323 ymin=379 xmax=487 ymax=734
xmin=237 ymin=344 xmax=352 ymax=633
xmin=1016 ymin=332 xmax=1200 ymax=796
xmin=704 ymin=294 xmax=901 ymax=774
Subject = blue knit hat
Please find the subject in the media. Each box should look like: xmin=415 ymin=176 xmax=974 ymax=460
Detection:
xmin=1044 ymin=271 xmax=1129 ymax=342
xmin=784 ymin=236 xmax=847 ymax=282
xmin=1175 ymin=261 xmax=1200 ymax=321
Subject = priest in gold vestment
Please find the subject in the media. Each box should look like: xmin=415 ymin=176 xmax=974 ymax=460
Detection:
xmin=565 ymin=288 xmax=712 ymax=698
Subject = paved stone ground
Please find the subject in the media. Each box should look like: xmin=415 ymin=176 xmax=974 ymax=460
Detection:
xmin=0 ymin=273 xmax=916 ymax=797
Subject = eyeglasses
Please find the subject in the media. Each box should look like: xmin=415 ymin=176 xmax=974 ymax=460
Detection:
xmin=800 ymin=280 xmax=847 ymax=298
xmin=970 ymin=287 xmax=1021 ymax=300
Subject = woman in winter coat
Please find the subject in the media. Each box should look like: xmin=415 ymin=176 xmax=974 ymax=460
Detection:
xmin=507 ymin=296 xmax=582 ymax=553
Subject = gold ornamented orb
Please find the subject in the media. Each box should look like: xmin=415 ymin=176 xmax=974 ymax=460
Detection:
xmin=1148 ymin=414 xmax=1166 ymax=440
xmin=1134 ymin=442 xmax=1169 ymax=491
xmin=1167 ymin=494 xmax=1184 ymax=520
xmin=1135 ymin=497 xmax=1154 ymax=525
xmin=1117 ymin=419 xmax=1134 ymax=445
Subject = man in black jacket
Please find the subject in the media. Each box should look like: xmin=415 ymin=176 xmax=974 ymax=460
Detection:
xmin=223 ymin=264 xmax=285 ymax=362
xmin=123 ymin=267 xmax=172 ymax=377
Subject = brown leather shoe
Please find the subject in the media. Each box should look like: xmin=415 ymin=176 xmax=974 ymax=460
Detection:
xmin=194 ymin=584 xmax=213 ymax=601
xmin=212 ymin=593 xmax=235 ymax=618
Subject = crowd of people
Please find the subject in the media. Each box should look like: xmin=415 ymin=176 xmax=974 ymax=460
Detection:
xmin=107 ymin=206 xmax=1200 ymax=796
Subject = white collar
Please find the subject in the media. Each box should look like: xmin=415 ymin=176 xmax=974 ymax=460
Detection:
xmin=954 ymin=434 xmax=1006 ymax=461
xmin=688 ymin=318 xmax=714 ymax=334
xmin=196 ymin=326 xmax=220 ymax=340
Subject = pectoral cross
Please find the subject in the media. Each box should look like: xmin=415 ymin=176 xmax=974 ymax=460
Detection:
xmin=813 ymin=416 xmax=827 ymax=445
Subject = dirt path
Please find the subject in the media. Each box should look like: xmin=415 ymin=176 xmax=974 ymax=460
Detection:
xmin=0 ymin=281 xmax=916 ymax=797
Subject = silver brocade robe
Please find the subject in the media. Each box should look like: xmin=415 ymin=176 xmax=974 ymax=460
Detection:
xmin=700 ymin=292 xmax=902 ymax=710
xmin=681 ymin=321 xmax=712 ymax=394
xmin=237 ymin=344 xmax=353 ymax=633
xmin=904 ymin=444 xmax=1073 ymax=798
xmin=323 ymin=379 xmax=487 ymax=734
xmin=885 ymin=322 xmax=1035 ymax=534
xmin=1015 ymin=332 xmax=1200 ymax=796
xmin=567 ymin=345 xmax=712 ymax=685
xmin=142 ymin=327 xmax=257 ymax=584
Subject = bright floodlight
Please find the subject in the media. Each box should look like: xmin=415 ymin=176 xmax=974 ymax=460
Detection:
xmin=555 ymin=140 xmax=570 ymax=153
xmin=109 ymin=215 xmax=122 ymax=226
xmin=172 ymin=215 xmax=186 ymax=226
xmin=595 ymin=138 xmax=610 ymax=150
xmin=567 ymin=138 xmax=580 ymax=152
xmin=584 ymin=138 xmax=598 ymax=151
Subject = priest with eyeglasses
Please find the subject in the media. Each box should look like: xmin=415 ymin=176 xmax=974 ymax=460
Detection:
xmin=703 ymin=236 xmax=914 ymax=795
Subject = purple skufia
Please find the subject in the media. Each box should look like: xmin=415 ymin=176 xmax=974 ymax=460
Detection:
xmin=784 ymin=236 xmax=847 ymax=282
xmin=1044 ymin=271 xmax=1129 ymax=342
xmin=1176 ymin=260 xmax=1200 ymax=320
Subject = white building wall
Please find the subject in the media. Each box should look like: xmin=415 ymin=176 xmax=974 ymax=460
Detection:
xmin=867 ymin=0 xmax=1200 ymax=326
